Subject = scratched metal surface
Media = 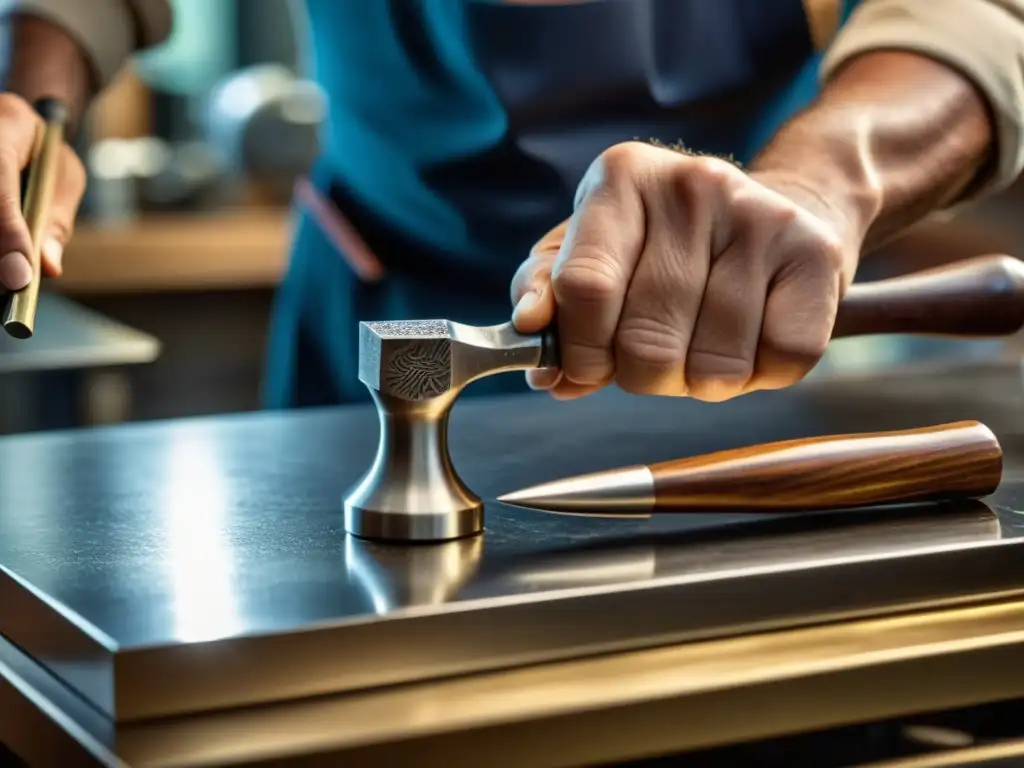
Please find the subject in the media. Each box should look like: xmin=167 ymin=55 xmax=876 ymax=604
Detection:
xmin=3 ymin=358 xmax=1024 ymax=723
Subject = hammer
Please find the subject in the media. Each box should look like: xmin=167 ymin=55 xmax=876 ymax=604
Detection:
xmin=344 ymin=254 xmax=1024 ymax=543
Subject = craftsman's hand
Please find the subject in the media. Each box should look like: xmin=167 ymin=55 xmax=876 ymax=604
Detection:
xmin=0 ymin=93 xmax=85 ymax=292
xmin=510 ymin=141 xmax=866 ymax=401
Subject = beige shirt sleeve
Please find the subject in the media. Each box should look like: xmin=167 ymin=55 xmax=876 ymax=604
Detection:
xmin=0 ymin=0 xmax=172 ymax=88
xmin=821 ymin=0 xmax=1024 ymax=200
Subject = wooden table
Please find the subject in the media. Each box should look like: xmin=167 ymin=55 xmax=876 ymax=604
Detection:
xmin=57 ymin=208 xmax=290 ymax=295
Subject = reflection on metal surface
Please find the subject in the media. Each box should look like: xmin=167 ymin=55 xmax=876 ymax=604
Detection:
xmin=861 ymin=737 xmax=1024 ymax=767
xmin=0 ymin=293 xmax=160 ymax=374
xmin=1 ymin=495 xmax=1014 ymax=724
xmin=901 ymin=724 xmax=975 ymax=749
xmin=3 ymin=364 xmax=1024 ymax=724
xmin=508 ymin=545 xmax=657 ymax=588
xmin=499 ymin=466 xmax=656 ymax=517
xmin=345 ymin=535 xmax=483 ymax=613
xmin=162 ymin=432 xmax=240 ymax=644
xmin=503 ymin=502 xmax=1001 ymax=591
xmin=8 ymin=595 xmax=1024 ymax=768
xmin=344 ymin=320 xmax=558 ymax=542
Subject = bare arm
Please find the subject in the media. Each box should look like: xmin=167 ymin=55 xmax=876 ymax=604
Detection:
xmin=2 ymin=14 xmax=92 ymax=127
xmin=0 ymin=0 xmax=172 ymax=126
xmin=750 ymin=0 xmax=1024 ymax=253
xmin=0 ymin=0 xmax=171 ymax=290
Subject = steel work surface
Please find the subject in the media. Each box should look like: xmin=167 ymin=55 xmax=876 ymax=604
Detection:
xmin=0 ymin=292 xmax=159 ymax=373
xmin=3 ymin=360 xmax=1024 ymax=723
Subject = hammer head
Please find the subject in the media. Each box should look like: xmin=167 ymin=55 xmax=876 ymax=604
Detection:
xmin=358 ymin=319 xmax=557 ymax=402
xmin=359 ymin=320 xmax=457 ymax=401
xmin=346 ymin=318 xmax=557 ymax=543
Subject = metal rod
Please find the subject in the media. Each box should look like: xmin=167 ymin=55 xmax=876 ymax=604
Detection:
xmin=2 ymin=98 xmax=69 ymax=340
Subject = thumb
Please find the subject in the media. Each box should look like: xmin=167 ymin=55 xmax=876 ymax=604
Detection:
xmin=511 ymin=219 xmax=566 ymax=391
xmin=511 ymin=218 xmax=566 ymax=334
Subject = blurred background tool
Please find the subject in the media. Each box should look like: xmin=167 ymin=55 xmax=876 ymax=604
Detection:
xmin=498 ymin=421 xmax=1002 ymax=516
xmin=1 ymin=98 xmax=68 ymax=339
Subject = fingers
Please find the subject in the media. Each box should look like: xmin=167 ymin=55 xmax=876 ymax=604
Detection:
xmin=550 ymin=145 xmax=648 ymax=387
xmin=0 ymin=95 xmax=85 ymax=292
xmin=0 ymin=95 xmax=42 ymax=291
xmin=548 ymin=378 xmax=601 ymax=400
xmin=684 ymin=196 xmax=774 ymax=402
xmin=749 ymin=246 xmax=843 ymax=392
xmin=613 ymin=171 xmax=712 ymax=396
xmin=510 ymin=142 xmax=852 ymax=404
xmin=511 ymin=219 xmax=564 ymax=335
xmin=39 ymin=144 xmax=87 ymax=279
xmin=511 ymin=219 xmax=563 ymax=391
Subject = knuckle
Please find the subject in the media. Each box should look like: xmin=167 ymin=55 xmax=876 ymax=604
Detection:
xmin=761 ymin=327 xmax=829 ymax=373
xmin=552 ymin=249 xmax=622 ymax=304
xmin=686 ymin=347 xmax=754 ymax=381
xmin=510 ymin=256 xmax=549 ymax=304
xmin=598 ymin=142 xmax=643 ymax=180
xmin=529 ymin=219 xmax=567 ymax=260
xmin=48 ymin=218 xmax=74 ymax=244
xmin=727 ymin=189 xmax=766 ymax=229
xmin=0 ymin=145 xmax=21 ymax=179
xmin=668 ymin=165 xmax=704 ymax=207
xmin=813 ymin=231 xmax=847 ymax=274
xmin=0 ymin=93 xmax=31 ymax=121
xmin=695 ymin=156 xmax=734 ymax=188
xmin=0 ymin=190 xmax=20 ymax=219
xmin=615 ymin=315 xmax=685 ymax=367
xmin=769 ymin=203 xmax=801 ymax=229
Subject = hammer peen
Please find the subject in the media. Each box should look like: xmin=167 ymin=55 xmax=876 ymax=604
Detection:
xmin=344 ymin=254 xmax=1024 ymax=543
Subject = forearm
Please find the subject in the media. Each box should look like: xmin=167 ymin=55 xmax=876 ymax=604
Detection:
xmin=2 ymin=14 xmax=92 ymax=128
xmin=751 ymin=50 xmax=994 ymax=251
xmin=0 ymin=0 xmax=172 ymax=131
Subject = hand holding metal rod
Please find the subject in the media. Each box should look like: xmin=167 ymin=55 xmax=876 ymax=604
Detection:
xmin=2 ymin=98 xmax=69 ymax=340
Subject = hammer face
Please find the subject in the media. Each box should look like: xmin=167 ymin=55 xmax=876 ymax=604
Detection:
xmin=359 ymin=320 xmax=455 ymax=400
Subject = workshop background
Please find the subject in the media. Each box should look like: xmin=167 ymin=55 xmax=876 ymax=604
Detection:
xmin=1 ymin=0 xmax=1021 ymax=435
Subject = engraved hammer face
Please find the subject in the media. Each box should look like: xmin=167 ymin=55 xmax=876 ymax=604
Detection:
xmin=358 ymin=319 xmax=559 ymax=402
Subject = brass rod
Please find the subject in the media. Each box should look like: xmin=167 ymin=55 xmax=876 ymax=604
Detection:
xmin=2 ymin=98 xmax=69 ymax=339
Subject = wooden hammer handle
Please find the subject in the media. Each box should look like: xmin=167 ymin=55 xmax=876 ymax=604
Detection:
xmin=833 ymin=254 xmax=1024 ymax=338
xmin=532 ymin=254 xmax=1024 ymax=369
xmin=650 ymin=421 xmax=1002 ymax=512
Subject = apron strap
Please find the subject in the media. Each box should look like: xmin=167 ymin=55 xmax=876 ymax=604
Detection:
xmin=292 ymin=176 xmax=386 ymax=284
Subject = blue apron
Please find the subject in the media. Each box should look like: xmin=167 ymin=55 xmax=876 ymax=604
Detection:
xmin=263 ymin=0 xmax=859 ymax=409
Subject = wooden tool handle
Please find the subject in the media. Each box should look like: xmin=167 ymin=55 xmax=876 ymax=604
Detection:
xmin=1 ymin=98 xmax=69 ymax=340
xmin=530 ymin=254 xmax=1024 ymax=365
xmin=650 ymin=421 xmax=1002 ymax=512
xmin=833 ymin=255 xmax=1024 ymax=338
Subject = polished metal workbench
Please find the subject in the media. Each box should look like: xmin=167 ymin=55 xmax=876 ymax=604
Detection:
xmin=4 ymin=356 xmax=1024 ymax=766
xmin=0 ymin=292 xmax=161 ymax=432
xmin=0 ymin=293 xmax=159 ymax=375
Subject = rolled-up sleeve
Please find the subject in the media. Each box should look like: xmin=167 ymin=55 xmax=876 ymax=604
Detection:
xmin=0 ymin=0 xmax=173 ymax=89
xmin=822 ymin=0 xmax=1024 ymax=199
